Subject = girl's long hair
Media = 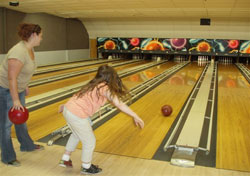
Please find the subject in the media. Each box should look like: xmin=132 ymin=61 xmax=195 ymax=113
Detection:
xmin=76 ymin=65 xmax=129 ymax=100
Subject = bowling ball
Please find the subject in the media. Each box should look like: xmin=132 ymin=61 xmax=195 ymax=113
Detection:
xmin=8 ymin=107 xmax=29 ymax=124
xmin=161 ymin=105 xmax=173 ymax=117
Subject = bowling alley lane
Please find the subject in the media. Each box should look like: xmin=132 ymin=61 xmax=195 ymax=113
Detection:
xmin=35 ymin=60 xmax=92 ymax=71
xmin=11 ymin=60 xmax=159 ymax=140
xmin=122 ymin=62 xmax=178 ymax=90
xmin=32 ymin=60 xmax=123 ymax=80
xmin=94 ymin=62 xmax=205 ymax=159
xmin=27 ymin=60 xmax=149 ymax=98
xmin=216 ymin=64 xmax=250 ymax=172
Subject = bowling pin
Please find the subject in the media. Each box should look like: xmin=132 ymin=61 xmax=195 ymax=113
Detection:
xmin=157 ymin=56 xmax=161 ymax=62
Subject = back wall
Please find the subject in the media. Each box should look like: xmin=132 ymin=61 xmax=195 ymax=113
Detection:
xmin=82 ymin=17 xmax=250 ymax=40
xmin=0 ymin=8 xmax=90 ymax=65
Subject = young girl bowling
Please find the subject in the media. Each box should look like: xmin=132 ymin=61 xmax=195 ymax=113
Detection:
xmin=59 ymin=65 xmax=144 ymax=174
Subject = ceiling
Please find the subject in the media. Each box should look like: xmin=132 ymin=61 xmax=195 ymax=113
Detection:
xmin=0 ymin=0 xmax=250 ymax=20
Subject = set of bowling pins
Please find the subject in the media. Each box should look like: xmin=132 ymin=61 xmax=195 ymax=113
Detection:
xmin=218 ymin=57 xmax=233 ymax=64
xmin=151 ymin=55 xmax=162 ymax=62
xmin=198 ymin=56 xmax=209 ymax=62
xmin=112 ymin=54 xmax=120 ymax=59
xmin=132 ymin=54 xmax=140 ymax=59
xmin=108 ymin=53 xmax=123 ymax=60
xmin=197 ymin=56 xmax=209 ymax=66
xmin=246 ymin=58 xmax=249 ymax=65
xmin=174 ymin=55 xmax=187 ymax=62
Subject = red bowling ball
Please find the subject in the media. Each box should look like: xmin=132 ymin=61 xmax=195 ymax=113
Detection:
xmin=161 ymin=105 xmax=173 ymax=117
xmin=8 ymin=107 xmax=29 ymax=124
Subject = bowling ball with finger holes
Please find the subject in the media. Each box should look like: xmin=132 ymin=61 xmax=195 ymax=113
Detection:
xmin=161 ymin=105 xmax=173 ymax=117
xmin=8 ymin=107 xmax=29 ymax=124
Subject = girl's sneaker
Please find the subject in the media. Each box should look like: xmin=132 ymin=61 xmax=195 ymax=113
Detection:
xmin=59 ymin=159 xmax=73 ymax=168
xmin=81 ymin=164 xmax=102 ymax=175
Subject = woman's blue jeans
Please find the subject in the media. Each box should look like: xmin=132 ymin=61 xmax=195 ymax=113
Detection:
xmin=0 ymin=86 xmax=35 ymax=163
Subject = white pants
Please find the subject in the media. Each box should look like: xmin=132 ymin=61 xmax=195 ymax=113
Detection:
xmin=63 ymin=107 xmax=96 ymax=163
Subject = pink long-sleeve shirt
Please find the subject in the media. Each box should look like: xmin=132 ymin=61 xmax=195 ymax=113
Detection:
xmin=65 ymin=84 xmax=108 ymax=119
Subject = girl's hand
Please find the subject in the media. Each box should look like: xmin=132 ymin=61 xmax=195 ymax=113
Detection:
xmin=133 ymin=117 xmax=144 ymax=129
xmin=58 ymin=104 xmax=64 ymax=113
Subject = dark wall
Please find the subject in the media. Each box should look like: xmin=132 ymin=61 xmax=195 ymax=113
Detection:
xmin=0 ymin=8 xmax=89 ymax=53
xmin=66 ymin=19 xmax=89 ymax=49
xmin=0 ymin=8 xmax=4 ymax=54
xmin=5 ymin=9 xmax=26 ymax=51
xmin=16 ymin=12 xmax=68 ymax=51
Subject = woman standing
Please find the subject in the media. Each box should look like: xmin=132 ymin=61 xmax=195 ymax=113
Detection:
xmin=0 ymin=23 xmax=44 ymax=166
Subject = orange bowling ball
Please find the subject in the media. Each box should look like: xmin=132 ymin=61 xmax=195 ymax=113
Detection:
xmin=161 ymin=105 xmax=173 ymax=117
xmin=8 ymin=107 xmax=29 ymax=124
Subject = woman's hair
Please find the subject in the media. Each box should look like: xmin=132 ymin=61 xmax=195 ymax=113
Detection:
xmin=76 ymin=65 xmax=129 ymax=100
xmin=18 ymin=23 xmax=42 ymax=41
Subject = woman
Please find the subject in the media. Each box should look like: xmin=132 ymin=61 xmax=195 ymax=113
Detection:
xmin=59 ymin=65 xmax=144 ymax=175
xmin=0 ymin=23 xmax=44 ymax=166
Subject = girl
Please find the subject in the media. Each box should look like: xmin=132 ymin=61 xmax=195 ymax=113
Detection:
xmin=59 ymin=65 xmax=144 ymax=175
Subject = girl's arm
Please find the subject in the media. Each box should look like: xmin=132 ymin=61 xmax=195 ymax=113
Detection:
xmin=104 ymin=91 xmax=144 ymax=128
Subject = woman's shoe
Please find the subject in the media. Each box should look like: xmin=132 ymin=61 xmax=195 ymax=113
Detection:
xmin=7 ymin=160 xmax=21 ymax=167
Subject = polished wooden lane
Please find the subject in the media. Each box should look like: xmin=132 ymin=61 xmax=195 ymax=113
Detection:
xmin=12 ymin=60 xmax=151 ymax=140
xmin=122 ymin=64 xmax=179 ymax=89
xmin=8 ymin=62 xmax=250 ymax=175
xmin=94 ymin=62 xmax=204 ymax=159
xmin=216 ymin=64 xmax=250 ymax=172
xmin=1 ymin=139 xmax=248 ymax=176
xmin=35 ymin=59 xmax=95 ymax=71
xmin=32 ymin=60 xmax=123 ymax=80
xmin=28 ymin=61 xmax=148 ymax=98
